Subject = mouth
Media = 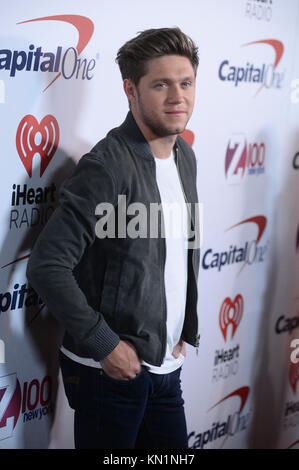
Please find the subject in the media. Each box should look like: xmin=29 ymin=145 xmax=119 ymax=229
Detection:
xmin=165 ymin=111 xmax=186 ymax=116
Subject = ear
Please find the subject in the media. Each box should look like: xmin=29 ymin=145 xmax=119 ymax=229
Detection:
xmin=123 ymin=79 xmax=137 ymax=105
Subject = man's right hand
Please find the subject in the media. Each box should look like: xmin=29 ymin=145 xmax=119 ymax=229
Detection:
xmin=100 ymin=340 xmax=141 ymax=380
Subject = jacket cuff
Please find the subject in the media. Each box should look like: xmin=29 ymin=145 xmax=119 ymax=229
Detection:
xmin=83 ymin=317 xmax=120 ymax=362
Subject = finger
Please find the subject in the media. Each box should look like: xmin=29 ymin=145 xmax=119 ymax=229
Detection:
xmin=172 ymin=347 xmax=180 ymax=358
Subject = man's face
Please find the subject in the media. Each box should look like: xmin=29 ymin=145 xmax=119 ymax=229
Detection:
xmin=129 ymin=55 xmax=196 ymax=138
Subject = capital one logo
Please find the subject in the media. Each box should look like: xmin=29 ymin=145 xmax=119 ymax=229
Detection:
xmin=219 ymin=294 xmax=243 ymax=341
xmin=208 ymin=386 xmax=250 ymax=415
xmin=218 ymin=39 xmax=285 ymax=95
xmin=227 ymin=215 xmax=267 ymax=243
xmin=188 ymin=386 xmax=250 ymax=449
xmin=226 ymin=215 xmax=267 ymax=274
xmin=0 ymin=15 xmax=95 ymax=92
xmin=225 ymin=134 xmax=265 ymax=183
xmin=202 ymin=215 xmax=268 ymax=273
xmin=16 ymin=115 xmax=59 ymax=177
xmin=0 ymin=255 xmax=45 ymax=323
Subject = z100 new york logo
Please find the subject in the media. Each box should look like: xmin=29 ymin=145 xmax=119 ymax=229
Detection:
xmin=225 ymin=134 xmax=265 ymax=184
xmin=0 ymin=373 xmax=52 ymax=441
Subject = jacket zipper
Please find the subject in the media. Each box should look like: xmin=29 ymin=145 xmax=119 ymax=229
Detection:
xmin=174 ymin=145 xmax=200 ymax=353
xmin=151 ymin=159 xmax=167 ymax=365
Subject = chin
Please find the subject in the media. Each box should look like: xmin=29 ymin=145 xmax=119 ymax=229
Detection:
xmin=169 ymin=120 xmax=188 ymax=135
xmin=150 ymin=119 xmax=186 ymax=137
xmin=172 ymin=126 xmax=185 ymax=135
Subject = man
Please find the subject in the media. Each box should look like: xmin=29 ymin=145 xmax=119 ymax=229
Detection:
xmin=27 ymin=27 xmax=200 ymax=449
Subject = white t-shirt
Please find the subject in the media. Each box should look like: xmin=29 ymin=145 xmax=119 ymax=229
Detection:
xmin=61 ymin=150 xmax=188 ymax=374
xmin=142 ymin=150 xmax=188 ymax=373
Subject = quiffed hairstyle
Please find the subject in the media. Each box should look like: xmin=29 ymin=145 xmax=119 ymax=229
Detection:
xmin=115 ymin=27 xmax=199 ymax=85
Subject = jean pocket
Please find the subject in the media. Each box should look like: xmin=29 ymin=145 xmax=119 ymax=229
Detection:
xmin=62 ymin=374 xmax=80 ymax=409
xmin=59 ymin=352 xmax=80 ymax=409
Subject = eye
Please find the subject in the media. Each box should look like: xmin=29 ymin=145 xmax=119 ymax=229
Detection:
xmin=182 ymin=81 xmax=192 ymax=87
xmin=155 ymin=83 xmax=167 ymax=88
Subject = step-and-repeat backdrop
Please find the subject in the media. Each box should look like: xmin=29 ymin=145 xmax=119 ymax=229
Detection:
xmin=1 ymin=0 xmax=299 ymax=449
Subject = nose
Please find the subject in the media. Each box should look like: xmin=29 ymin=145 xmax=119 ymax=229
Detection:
xmin=167 ymin=84 xmax=184 ymax=103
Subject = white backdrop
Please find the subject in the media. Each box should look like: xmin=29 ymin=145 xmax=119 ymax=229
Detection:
xmin=0 ymin=0 xmax=299 ymax=449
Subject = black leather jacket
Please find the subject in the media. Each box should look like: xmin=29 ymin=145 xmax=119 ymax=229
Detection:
xmin=26 ymin=112 xmax=200 ymax=366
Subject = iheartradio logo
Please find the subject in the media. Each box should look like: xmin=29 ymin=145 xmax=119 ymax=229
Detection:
xmin=180 ymin=129 xmax=195 ymax=147
xmin=219 ymin=294 xmax=244 ymax=341
xmin=16 ymin=115 xmax=59 ymax=177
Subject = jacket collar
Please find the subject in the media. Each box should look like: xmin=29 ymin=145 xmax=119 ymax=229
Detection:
xmin=117 ymin=111 xmax=179 ymax=161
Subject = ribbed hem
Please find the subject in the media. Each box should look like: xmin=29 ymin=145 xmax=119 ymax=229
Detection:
xmin=83 ymin=317 xmax=120 ymax=362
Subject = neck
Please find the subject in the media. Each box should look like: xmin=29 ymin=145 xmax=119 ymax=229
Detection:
xmin=132 ymin=112 xmax=177 ymax=159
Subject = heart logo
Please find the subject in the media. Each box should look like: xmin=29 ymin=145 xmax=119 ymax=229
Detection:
xmin=180 ymin=129 xmax=195 ymax=147
xmin=16 ymin=114 xmax=59 ymax=177
xmin=219 ymin=294 xmax=244 ymax=341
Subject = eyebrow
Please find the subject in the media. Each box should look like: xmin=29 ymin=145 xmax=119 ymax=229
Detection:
xmin=150 ymin=76 xmax=194 ymax=84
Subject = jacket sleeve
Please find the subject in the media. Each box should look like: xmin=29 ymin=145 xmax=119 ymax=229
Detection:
xmin=26 ymin=152 xmax=120 ymax=362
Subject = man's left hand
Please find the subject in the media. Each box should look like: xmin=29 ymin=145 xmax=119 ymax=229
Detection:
xmin=172 ymin=339 xmax=186 ymax=358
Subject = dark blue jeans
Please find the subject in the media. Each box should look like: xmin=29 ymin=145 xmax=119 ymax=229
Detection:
xmin=59 ymin=351 xmax=188 ymax=449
